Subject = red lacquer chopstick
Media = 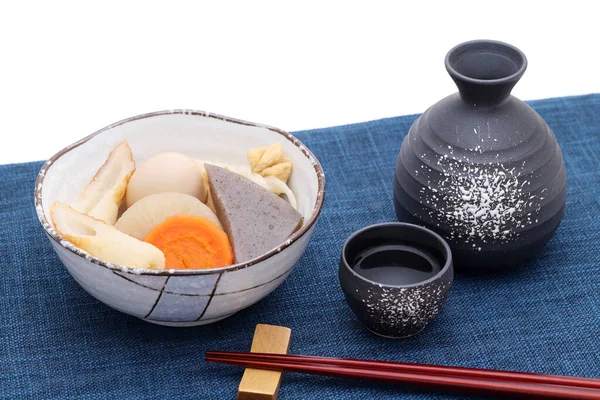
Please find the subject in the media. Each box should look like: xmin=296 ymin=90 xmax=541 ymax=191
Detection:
xmin=208 ymin=351 xmax=600 ymax=390
xmin=205 ymin=351 xmax=600 ymax=399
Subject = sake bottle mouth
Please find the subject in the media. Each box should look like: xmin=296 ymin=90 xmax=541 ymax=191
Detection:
xmin=445 ymin=39 xmax=527 ymax=85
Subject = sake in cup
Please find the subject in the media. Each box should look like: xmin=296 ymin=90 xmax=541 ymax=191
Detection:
xmin=339 ymin=222 xmax=453 ymax=338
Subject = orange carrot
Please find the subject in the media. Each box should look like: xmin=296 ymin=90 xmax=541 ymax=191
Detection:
xmin=144 ymin=215 xmax=233 ymax=269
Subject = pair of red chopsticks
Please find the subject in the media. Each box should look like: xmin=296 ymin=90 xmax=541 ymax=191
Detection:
xmin=205 ymin=351 xmax=600 ymax=399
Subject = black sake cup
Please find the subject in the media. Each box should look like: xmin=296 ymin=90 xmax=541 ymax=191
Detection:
xmin=339 ymin=223 xmax=454 ymax=338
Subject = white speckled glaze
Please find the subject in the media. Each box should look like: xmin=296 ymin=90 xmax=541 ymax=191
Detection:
xmin=35 ymin=110 xmax=325 ymax=326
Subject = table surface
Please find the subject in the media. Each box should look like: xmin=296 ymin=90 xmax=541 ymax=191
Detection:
xmin=1 ymin=1 xmax=599 ymax=165
xmin=1 ymin=94 xmax=599 ymax=399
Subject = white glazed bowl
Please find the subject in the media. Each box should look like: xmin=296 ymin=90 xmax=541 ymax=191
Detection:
xmin=34 ymin=110 xmax=325 ymax=327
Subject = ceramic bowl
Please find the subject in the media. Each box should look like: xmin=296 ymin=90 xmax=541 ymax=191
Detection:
xmin=34 ymin=110 xmax=325 ymax=327
xmin=339 ymin=223 xmax=453 ymax=338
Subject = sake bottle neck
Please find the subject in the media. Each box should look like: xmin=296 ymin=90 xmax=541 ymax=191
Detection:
xmin=445 ymin=40 xmax=527 ymax=107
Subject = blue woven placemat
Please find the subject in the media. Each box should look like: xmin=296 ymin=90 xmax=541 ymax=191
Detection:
xmin=1 ymin=94 xmax=599 ymax=400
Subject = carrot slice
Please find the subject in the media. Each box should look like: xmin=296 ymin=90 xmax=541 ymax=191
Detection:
xmin=144 ymin=215 xmax=233 ymax=269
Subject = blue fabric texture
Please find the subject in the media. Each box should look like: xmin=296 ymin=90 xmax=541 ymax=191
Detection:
xmin=1 ymin=94 xmax=599 ymax=399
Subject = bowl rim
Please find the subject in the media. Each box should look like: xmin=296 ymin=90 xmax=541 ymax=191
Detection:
xmin=34 ymin=109 xmax=326 ymax=276
xmin=340 ymin=222 xmax=453 ymax=288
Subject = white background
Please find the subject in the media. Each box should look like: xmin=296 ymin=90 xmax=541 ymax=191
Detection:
xmin=1 ymin=1 xmax=598 ymax=165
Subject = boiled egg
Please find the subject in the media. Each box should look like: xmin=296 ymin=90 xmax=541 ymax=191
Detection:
xmin=125 ymin=152 xmax=207 ymax=208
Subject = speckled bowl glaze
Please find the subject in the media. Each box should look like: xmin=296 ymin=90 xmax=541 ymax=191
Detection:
xmin=34 ymin=110 xmax=325 ymax=327
xmin=339 ymin=223 xmax=453 ymax=338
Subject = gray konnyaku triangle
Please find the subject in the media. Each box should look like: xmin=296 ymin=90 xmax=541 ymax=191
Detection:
xmin=205 ymin=164 xmax=303 ymax=263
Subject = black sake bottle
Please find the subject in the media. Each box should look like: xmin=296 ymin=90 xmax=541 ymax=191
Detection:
xmin=393 ymin=39 xmax=566 ymax=270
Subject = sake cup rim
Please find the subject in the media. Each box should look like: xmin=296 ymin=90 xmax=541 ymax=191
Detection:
xmin=340 ymin=222 xmax=453 ymax=288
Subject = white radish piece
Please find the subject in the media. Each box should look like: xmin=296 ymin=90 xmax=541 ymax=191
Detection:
xmin=115 ymin=192 xmax=222 ymax=240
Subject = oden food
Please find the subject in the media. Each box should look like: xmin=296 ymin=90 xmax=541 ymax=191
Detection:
xmin=52 ymin=140 xmax=302 ymax=271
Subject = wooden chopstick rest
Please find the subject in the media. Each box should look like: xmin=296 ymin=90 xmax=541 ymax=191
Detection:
xmin=237 ymin=324 xmax=292 ymax=400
